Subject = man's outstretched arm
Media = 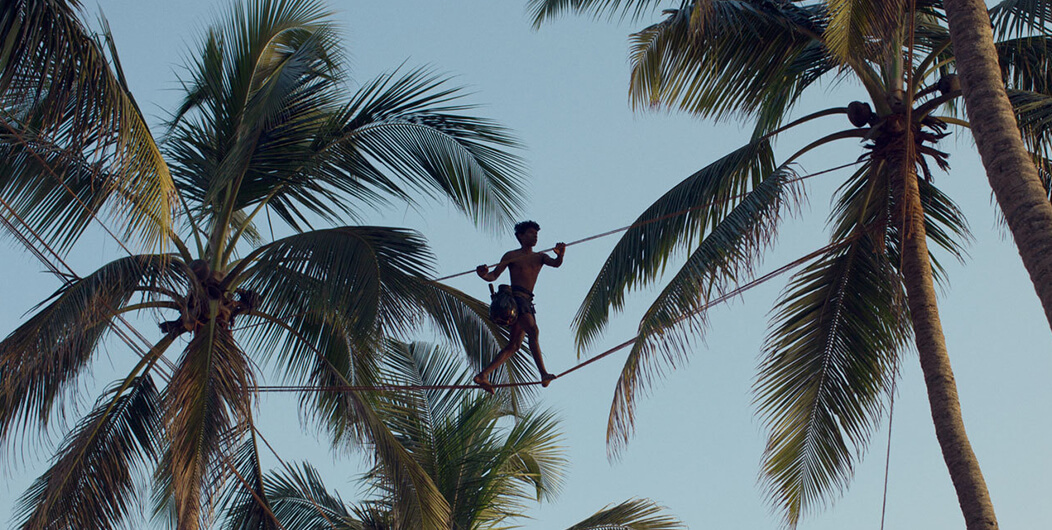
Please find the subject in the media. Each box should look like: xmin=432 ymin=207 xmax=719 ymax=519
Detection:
xmin=477 ymin=252 xmax=512 ymax=281
xmin=543 ymin=242 xmax=566 ymax=268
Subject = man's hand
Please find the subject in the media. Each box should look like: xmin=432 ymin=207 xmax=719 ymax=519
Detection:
xmin=476 ymin=264 xmax=489 ymax=279
xmin=554 ymin=242 xmax=566 ymax=257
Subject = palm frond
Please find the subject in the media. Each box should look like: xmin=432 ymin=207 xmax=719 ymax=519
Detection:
xmin=264 ymin=463 xmax=363 ymax=530
xmin=164 ymin=0 xmax=340 ymax=238
xmin=236 ymin=226 xmax=436 ymax=370
xmin=247 ymin=333 xmax=449 ymax=528
xmin=565 ymin=498 xmax=685 ymax=530
xmin=915 ymin=178 xmax=972 ymax=282
xmin=526 ymin=0 xmax=667 ymax=27
xmin=378 ymin=341 xmax=474 ymax=441
xmin=1009 ymin=89 xmax=1052 ymax=160
xmin=825 ymin=0 xmax=908 ymax=67
xmin=989 ymin=0 xmax=1052 ymax=40
xmin=574 ymin=138 xmax=776 ymax=352
xmin=0 ymin=0 xmax=173 ymax=251
xmin=360 ymin=343 xmax=565 ymax=529
xmin=14 ymin=375 xmax=161 ymax=530
xmin=0 ymin=254 xmax=176 ymax=444
xmin=326 ymin=68 xmax=527 ymax=232
xmin=997 ymin=37 xmax=1052 ymax=94
xmin=327 ymin=386 xmax=451 ymax=529
xmin=829 ymin=159 xmax=970 ymax=287
xmin=162 ymin=324 xmax=254 ymax=528
xmin=627 ymin=1 xmax=830 ymax=123
xmin=219 ymin=434 xmax=279 ymax=530
xmin=755 ymin=235 xmax=908 ymax=528
xmin=413 ymin=280 xmax=537 ymax=404
xmin=604 ymin=164 xmax=799 ymax=456
xmin=489 ymin=406 xmax=566 ymax=504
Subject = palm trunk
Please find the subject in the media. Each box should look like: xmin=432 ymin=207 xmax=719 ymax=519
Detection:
xmin=895 ymin=167 xmax=999 ymax=530
xmin=942 ymin=0 xmax=1052 ymax=333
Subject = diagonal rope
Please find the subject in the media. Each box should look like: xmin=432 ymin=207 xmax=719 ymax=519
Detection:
xmin=231 ymin=160 xmax=861 ymax=335
xmin=880 ymin=370 xmax=898 ymax=530
xmin=0 ymin=195 xmax=177 ymax=376
xmin=251 ymin=234 xmax=861 ymax=394
xmin=434 ymin=160 xmax=862 ymax=282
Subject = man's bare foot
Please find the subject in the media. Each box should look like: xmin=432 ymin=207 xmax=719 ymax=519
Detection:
xmin=473 ymin=373 xmax=495 ymax=395
xmin=541 ymin=373 xmax=556 ymax=388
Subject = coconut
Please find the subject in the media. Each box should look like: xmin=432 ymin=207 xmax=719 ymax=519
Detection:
xmin=938 ymin=74 xmax=960 ymax=95
xmin=847 ymin=101 xmax=874 ymax=127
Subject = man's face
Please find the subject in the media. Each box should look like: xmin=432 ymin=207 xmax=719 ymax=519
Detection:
xmin=517 ymin=227 xmax=538 ymax=247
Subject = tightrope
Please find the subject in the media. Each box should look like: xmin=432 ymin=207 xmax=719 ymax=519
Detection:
xmin=433 ymin=160 xmax=860 ymax=282
xmin=251 ymin=234 xmax=861 ymax=393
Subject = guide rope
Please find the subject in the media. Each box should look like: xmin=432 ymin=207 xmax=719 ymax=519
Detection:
xmin=434 ymin=160 xmax=861 ymax=282
xmin=252 ymin=234 xmax=861 ymax=393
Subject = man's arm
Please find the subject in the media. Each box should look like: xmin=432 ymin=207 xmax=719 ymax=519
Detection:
xmin=542 ymin=242 xmax=566 ymax=268
xmin=477 ymin=252 xmax=513 ymax=281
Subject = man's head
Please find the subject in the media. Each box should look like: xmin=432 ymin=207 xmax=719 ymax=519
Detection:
xmin=515 ymin=220 xmax=540 ymax=246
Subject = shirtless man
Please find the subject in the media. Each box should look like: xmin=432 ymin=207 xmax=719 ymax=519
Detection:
xmin=473 ymin=220 xmax=565 ymax=393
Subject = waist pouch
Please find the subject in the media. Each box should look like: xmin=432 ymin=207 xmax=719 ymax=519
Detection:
xmin=488 ymin=284 xmax=518 ymax=327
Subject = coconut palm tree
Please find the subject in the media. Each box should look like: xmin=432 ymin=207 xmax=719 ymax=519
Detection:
xmin=222 ymin=341 xmax=683 ymax=530
xmin=527 ymin=0 xmax=1052 ymax=527
xmin=0 ymin=1 xmax=531 ymax=528
xmin=0 ymin=0 xmax=174 ymax=251
xmin=941 ymin=0 xmax=1052 ymax=334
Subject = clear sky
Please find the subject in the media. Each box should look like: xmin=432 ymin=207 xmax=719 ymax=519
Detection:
xmin=2 ymin=1 xmax=1050 ymax=528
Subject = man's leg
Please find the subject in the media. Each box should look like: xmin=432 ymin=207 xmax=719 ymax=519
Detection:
xmin=474 ymin=325 xmax=525 ymax=394
xmin=521 ymin=314 xmax=555 ymax=387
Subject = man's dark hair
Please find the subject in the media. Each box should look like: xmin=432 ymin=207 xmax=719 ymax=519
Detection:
xmin=514 ymin=220 xmax=540 ymax=236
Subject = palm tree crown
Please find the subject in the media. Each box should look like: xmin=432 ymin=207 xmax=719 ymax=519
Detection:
xmin=0 ymin=1 xmax=533 ymax=528
xmin=232 ymin=341 xmax=683 ymax=530
xmin=529 ymin=0 xmax=1052 ymax=527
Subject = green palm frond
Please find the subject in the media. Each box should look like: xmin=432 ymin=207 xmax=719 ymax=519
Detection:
xmin=14 ymin=375 xmax=162 ymax=530
xmin=604 ymin=164 xmax=799 ymax=457
xmin=755 ymin=235 xmax=909 ymax=528
xmin=915 ymin=179 xmax=972 ymax=281
xmin=445 ymin=405 xmax=565 ymax=528
xmin=997 ymin=36 xmax=1052 ymax=94
xmin=237 ymin=226 xmax=520 ymax=402
xmin=163 ymin=0 xmax=340 ymax=237
xmin=379 ymin=341 xmax=473 ymax=436
xmin=219 ymin=434 xmax=279 ymax=530
xmin=236 ymin=226 xmax=435 ymax=367
xmin=565 ymin=498 xmax=685 ymax=530
xmin=0 ymin=0 xmax=173 ymax=251
xmin=574 ymin=138 xmax=776 ymax=352
xmin=829 ymin=159 xmax=970 ymax=287
xmin=336 ymin=388 xmax=451 ymax=529
xmin=328 ymin=68 xmax=527 ymax=232
xmin=360 ymin=342 xmax=565 ymax=529
xmin=989 ymin=0 xmax=1052 ymax=40
xmin=527 ymin=0 xmax=668 ymax=27
xmin=1009 ymin=89 xmax=1052 ymax=160
xmin=264 ymin=463 xmax=363 ymax=530
xmin=492 ymin=406 xmax=567 ymax=500
xmin=0 ymin=254 xmax=175 ymax=443
xmin=627 ymin=1 xmax=830 ymax=123
xmin=247 ymin=335 xmax=447 ymax=529
xmin=825 ymin=0 xmax=908 ymax=67
xmin=414 ymin=280 xmax=538 ymax=403
xmin=163 ymin=324 xmax=254 ymax=528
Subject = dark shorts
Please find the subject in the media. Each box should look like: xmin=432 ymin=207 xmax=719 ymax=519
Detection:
xmin=512 ymin=285 xmax=536 ymax=315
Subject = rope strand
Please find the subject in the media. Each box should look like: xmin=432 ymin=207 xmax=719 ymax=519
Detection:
xmin=433 ymin=161 xmax=860 ymax=282
xmin=251 ymin=234 xmax=861 ymax=394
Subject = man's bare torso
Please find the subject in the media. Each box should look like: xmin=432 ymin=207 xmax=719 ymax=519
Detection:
xmin=503 ymin=249 xmax=545 ymax=292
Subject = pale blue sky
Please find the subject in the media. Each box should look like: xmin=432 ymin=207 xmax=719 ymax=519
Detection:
xmin=2 ymin=1 xmax=1050 ymax=528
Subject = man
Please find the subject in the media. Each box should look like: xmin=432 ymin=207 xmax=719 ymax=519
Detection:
xmin=474 ymin=220 xmax=566 ymax=393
